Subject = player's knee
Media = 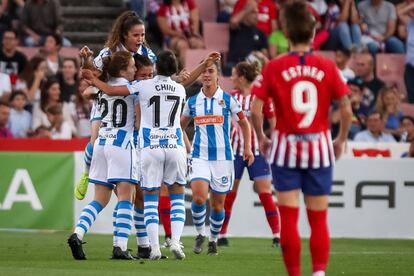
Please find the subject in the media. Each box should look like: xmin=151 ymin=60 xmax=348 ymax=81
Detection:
xmin=192 ymin=195 xmax=206 ymax=205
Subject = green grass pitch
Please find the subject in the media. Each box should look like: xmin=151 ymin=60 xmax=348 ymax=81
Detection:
xmin=0 ymin=231 xmax=414 ymax=276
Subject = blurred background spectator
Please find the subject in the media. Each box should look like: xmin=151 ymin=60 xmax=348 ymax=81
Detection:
xmin=217 ymin=0 xmax=237 ymax=23
xmin=21 ymin=0 xmax=71 ymax=47
xmin=358 ymin=0 xmax=405 ymax=54
xmin=15 ymin=56 xmax=47 ymax=109
xmin=335 ymin=47 xmax=355 ymax=80
xmin=354 ymin=52 xmax=385 ymax=110
xmin=0 ymin=30 xmax=27 ymax=89
xmin=156 ymin=0 xmax=204 ymax=66
xmin=375 ymin=86 xmax=404 ymax=138
xmin=8 ymin=90 xmax=31 ymax=137
xmin=354 ymin=110 xmax=396 ymax=142
xmin=323 ymin=0 xmax=362 ymax=51
xmin=400 ymin=115 xmax=414 ymax=142
xmin=57 ymin=57 xmax=78 ymax=103
xmin=71 ymin=78 xmax=91 ymax=137
xmin=400 ymin=0 xmax=414 ymax=103
xmin=46 ymin=104 xmax=72 ymax=139
xmin=0 ymin=101 xmax=12 ymax=137
xmin=38 ymin=33 xmax=63 ymax=77
xmin=1 ymin=0 xmax=25 ymax=31
xmin=0 ymin=70 xmax=11 ymax=102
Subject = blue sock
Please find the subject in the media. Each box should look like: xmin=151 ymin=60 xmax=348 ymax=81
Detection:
xmin=191 ymin=201 xmax=206 ymax=236
xmin=134 ymin=207 xmax=149 ymax=247
xmin=74 ymin=200 xmax=103 ymax=240
xmin=209 ymin=209 xmax=225 ymax=242
xmin=84 ymin=142 xmax=93 ymax=173
xmin=144 ymin=193 xmax=160 ymax=248
xmin=115 ymin=201 xmax=133 ymax=251
xmin=170 ymin=193 xmax=185 ymax=243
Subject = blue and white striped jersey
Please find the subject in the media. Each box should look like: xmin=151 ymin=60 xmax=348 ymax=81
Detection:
xmin=127 ymin=75 xmax=186 ymax=149
xmin=97 ymin=77 xmax=139 ymax=148
xmin=93 ymin=44 xmax=157 ymax=71
xmin=182 ymin=87 xmax=244 ymax=161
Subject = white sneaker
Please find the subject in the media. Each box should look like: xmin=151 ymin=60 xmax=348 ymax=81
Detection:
xmin=170 ymin=241 xmax=186 ymax=260
xmin=149 ymin=246 xmax=162 ymax=260
xmin=162 ymin=237 xmax=184 ymax=249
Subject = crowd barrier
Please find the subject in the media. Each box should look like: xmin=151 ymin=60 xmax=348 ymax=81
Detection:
xmin=0 ymin=139 xmax=413 ymax=238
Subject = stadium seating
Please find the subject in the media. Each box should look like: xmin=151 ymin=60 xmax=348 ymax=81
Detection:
xmin=196 ymin=0 xmax=218 ymax=22
xmin=401 ymin=103 xmax=414 ymax=117
xmin=203 ymin=22 xmax=230 ymax=53
xmin=183 ymin=49 xmax=214 ymax=70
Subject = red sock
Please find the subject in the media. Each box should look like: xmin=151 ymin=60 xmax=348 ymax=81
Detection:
xmin=279 ymin=205 xmax=301 ymax=276
xmin=307 ymin=209 xmax=330 ymax=273
xmin=258 ymin=192 xmax=280 ymax=234
xmin=159 ymin=196 xmax=171 ymax=237
xmin=220 ymin=191 xmax=237 ymax=235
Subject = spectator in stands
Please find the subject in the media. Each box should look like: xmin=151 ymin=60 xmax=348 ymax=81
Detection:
xmin=332 ymin=77 xmax=370 ymax=139
xmin=268 ymin=13 xmax=289 ymax=58
xmin=129 ymin=0 xmax=146 ymax=20
xmin=335 ymin=47 xmax=355 ymax=80
xmin=354 ymin=110 xmax=396 ymax=142
xmin=58 ymin=58 xmax=78 ymax=103
xmin=1 ymin=0 xmax=25 ymax=30
xmin=0 ymin=71 xmax=11 ymax=102
xmin=217 ymin=0 xmax=238 ymax=23
xmin=400 ymin=115 xmax=414 ymax=142
xmin=358 ymin=0 xmax=405 ymax=54
xmin=231 ymin=0 xmax=277 ymax=36
xmin=375 ymin=86 xmax=404 ymax=137
xmin=323 ymin=0 xmax=362 ymax=51
xmin=8 ymin=91 xmax=31 ymax=137
xmin=225 ymin=1 xmax=268 ymax=75
xmin=144 ymin=0 xmax=164 ymax=49
xmin=15 ymin=56 xmax=47 ymax=108
xmin=397 ymin=0 xmax=414 ymax=41
xmin=21 ymin=0 xmax=71 ymax=47
xmin=157 ymin=0 xmax=204 ymax=65
xmin=0 ymin=101 xmax=12 ymax=137
xmin=400 ymin=0 xmax=414 ymax=103
xmin=0 ymin=30 xmax=27 ymax=87
xmin=46 ymin=104 xmax=72 ymax=139
xmin=31 ymin=125 xmax=51 ymax=138
xmin=72 ymin=79 xmax=91 ymax=138
xmin=354 ymin=52 xmax=385 ymax=110
xmin=39 ymin=33 xmax=63 ymax=77
xmin=32 ymin=78 xmax=75 ymax=135
xmin=0 ymin=4 xmax=12 ymax=40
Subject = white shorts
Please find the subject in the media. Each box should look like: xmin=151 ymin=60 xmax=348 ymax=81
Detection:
xmin=140 ymin=145 xmax=187 ymax=191
xmin=136 ymin=148 xmax=141 ymax=181
xmin=189 ymin=158 xmax=234 ymax=194
xmin=89 ymin=142 xmax=138 ymax=188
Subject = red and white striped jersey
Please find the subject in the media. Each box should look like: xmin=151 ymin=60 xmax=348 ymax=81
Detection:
xmin=267 ymin=130 xmax=335 ymax=169
xmin=231 ymin=90 xmax=275 ymax=156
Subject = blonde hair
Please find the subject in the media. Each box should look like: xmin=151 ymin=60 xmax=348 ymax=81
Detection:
xmin=375 ymin=86 xmax=401 ymax=121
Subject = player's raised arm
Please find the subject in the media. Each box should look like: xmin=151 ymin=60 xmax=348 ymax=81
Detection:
xmin=180 ymin=52 xmax=221 ymax=87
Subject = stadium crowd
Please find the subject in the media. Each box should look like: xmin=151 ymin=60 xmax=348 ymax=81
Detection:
xmin=0 ymin=0 xmax=412 ymax=155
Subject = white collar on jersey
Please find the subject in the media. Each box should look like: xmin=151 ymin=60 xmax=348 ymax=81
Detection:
xmin=200 ymin=86 xmax=223 ymax=100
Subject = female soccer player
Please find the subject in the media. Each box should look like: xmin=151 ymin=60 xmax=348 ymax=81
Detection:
xmin=251 ymin=1 xmax=352 ymax=275
xmin=180 ymin=61 xmax=254 ymax=256
xmin=68 ymin=51 xmax=139 ymax=260
xmin=218 ymin=61 xmax=280 ymax=247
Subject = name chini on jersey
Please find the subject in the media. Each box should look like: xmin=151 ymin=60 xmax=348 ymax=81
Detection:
xmin=183 ymin=87 xmax=244 ymax=161
xmin=97 ymin=77 xmax=138 ymax=149
xmin=127 ymin=75 xmax=186 ymax=149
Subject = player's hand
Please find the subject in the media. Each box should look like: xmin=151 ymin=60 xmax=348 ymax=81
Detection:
xmin=333 ymin=138 xmax=347 ymax=160
xmin=177 ymin=69 xmax=191 ymax=83
xmin=243 ymin=148 xmax=255 ymax=166
xmin=203 ymin=52 xmax=221 ymax=67
xmin=258 ymin=135 xmax=272 ymax=157
xmin=81 ymin=69 xmax=95 ymax=81
xmin=79 ymin=46 xmax=94 ymax=59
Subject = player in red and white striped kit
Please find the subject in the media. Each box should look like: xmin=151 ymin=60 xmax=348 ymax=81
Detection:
xmin=251 ymin=1 xmax=352 ymax=275
xmin=218 ymin=61 xmax=280 ymax=247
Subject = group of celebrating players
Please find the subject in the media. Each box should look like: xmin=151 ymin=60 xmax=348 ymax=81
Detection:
xmin=67 ymin=1 xmax=353 ymax=276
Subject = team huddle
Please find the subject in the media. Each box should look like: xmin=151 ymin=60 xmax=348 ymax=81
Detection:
xmin=67 ymin=1 xmax=352 ymax=276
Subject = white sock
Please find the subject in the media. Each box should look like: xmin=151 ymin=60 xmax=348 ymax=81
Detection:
xmin=144 ymin=193 xmax=160 ymax=248
xmin=170 ymin=193 xmax=185 ymax=243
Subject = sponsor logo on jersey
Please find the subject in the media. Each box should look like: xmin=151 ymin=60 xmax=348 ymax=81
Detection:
xmin=194 ymin=115 xmax=224 ymax=125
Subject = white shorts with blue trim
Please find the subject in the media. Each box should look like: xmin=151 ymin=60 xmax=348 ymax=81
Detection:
xmin=189 ymin=158 xmax=234 ymax=194
xmin=89 ymin=141 xmax=138 ymax=188
xmin=140 ymin=145 xmax=187 ymax=191
xmin=135 ymin=148 xmax=141 ymax=181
